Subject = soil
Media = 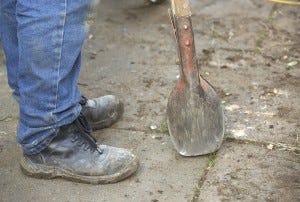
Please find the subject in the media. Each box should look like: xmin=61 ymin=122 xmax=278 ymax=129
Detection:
xmin=0 ymin=0 xmax=299 ymax=201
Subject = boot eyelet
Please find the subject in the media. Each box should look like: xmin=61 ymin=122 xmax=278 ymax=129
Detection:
xmin=96 ymin=147 xmax=103 ymax=154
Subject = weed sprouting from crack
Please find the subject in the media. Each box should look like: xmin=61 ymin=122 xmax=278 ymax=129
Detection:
xmin=207 ymin=152 xmax=217 ymax=169
xmin=191 ymin=152 xmax=218 ymax=202
xmin=160 ymin=121 xmax=169 ymax=135
xmin=268 ymin=3 xmax=279 ymax=25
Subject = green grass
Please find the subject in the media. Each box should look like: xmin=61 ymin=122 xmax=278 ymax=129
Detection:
xmin=207 ymin=152 xmax=218 ymax=169
xmin=160 ymin=121 xmax=169 ymax=135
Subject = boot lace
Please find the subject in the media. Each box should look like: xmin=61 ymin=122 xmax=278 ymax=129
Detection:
xmin=72 ymin=113 xmax=103 ymax=154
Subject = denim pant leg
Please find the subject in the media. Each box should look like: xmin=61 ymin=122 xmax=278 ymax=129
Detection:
xmin=15 ymin=0 xmax=92 ymax=155
xmin=0 ymin=0 xmax=20 ymax=99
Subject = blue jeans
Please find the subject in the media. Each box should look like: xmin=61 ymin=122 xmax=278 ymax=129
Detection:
xmin=0 ymin=0 xmax=93 ymax=155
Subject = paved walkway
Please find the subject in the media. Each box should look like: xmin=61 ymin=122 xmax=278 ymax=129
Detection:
xmin=0 ymin=0 xmax=299 ymax=201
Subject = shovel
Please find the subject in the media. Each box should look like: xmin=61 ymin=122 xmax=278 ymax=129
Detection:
xmin=167 ymin=0 xmax=224 ymax=156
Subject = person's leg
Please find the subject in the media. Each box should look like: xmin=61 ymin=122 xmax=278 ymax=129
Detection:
xmin=16 ymin=0 xmax=91 ymax=154
xmin=15 ymin=0 xmax=138 ymax=183
xmin=0 ymin=0 xmax=124 ymax=132
xmin=0 ymin=0 xmax=20 ymax=99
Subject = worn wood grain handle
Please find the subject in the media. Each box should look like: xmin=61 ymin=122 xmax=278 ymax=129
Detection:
xmin=171 ymin=0 xmax=191 ymax=17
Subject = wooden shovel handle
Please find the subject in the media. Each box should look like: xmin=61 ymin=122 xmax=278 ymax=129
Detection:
xmin=169 ymin=0 xmax=199 ymax=86
xmin=171 ymin=0 xmax=192 ymax=17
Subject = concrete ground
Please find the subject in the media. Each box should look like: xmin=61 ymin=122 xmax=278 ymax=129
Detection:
xmin=0 ymin=0 xmax=299 ymax=201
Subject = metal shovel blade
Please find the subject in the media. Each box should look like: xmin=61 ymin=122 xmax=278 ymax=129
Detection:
xmin=167 ymin=76 xmax=224 ymax=156
xmin=167 ymin=0 xmax=224 ymax=156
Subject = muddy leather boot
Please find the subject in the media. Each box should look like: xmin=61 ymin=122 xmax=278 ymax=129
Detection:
xmin=80 ymin=95 xmax=124 ymax=130
xmin=20 ymin=114 xmax=139 ymax=184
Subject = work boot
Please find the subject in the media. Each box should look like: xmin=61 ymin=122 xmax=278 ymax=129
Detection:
xmin=20 ymin=114 xmax=139 ymax=184
xmin=80 ymin=95 xmax=124 ymax=130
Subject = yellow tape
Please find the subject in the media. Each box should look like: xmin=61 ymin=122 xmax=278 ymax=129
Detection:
xmin=267 ymin=0 xmax=300 ymax=5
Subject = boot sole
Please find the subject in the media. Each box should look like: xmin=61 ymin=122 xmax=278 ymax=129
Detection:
xmin=20 ymin=155 xmax=139 ymax=184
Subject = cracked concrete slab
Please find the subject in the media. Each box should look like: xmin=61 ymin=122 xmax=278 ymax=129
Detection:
xmin=0 ymin=0 xmax=299 ymax=201
xmin=197 ymin=142 xmax=299 ymax=202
